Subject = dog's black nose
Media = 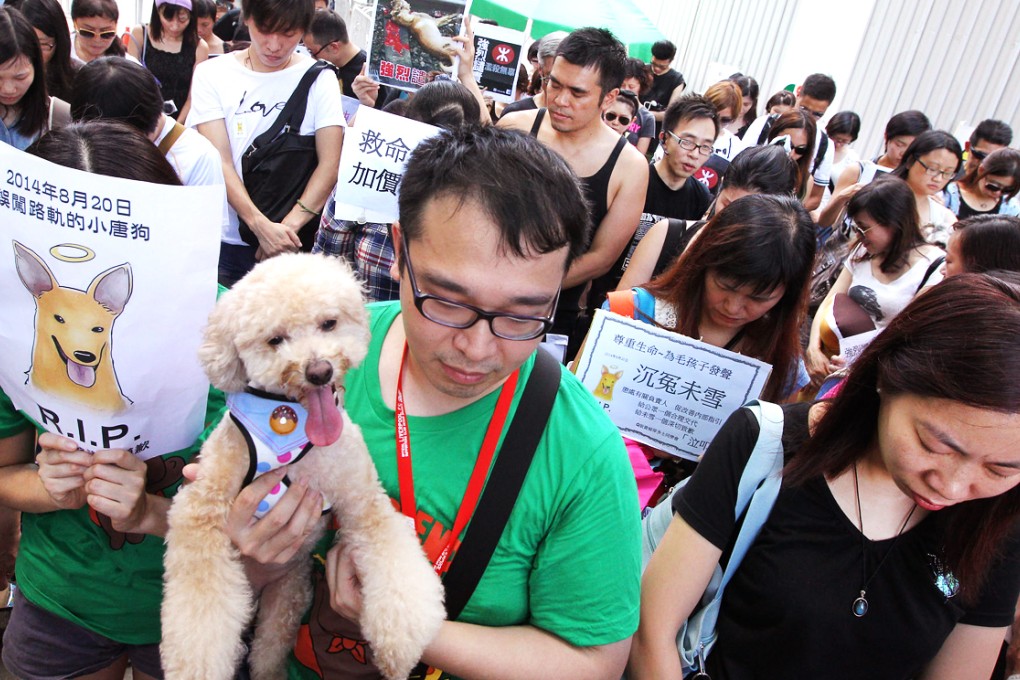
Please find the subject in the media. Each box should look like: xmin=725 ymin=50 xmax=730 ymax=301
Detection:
xmin=73 ymin=351 xmax=96 ymax=363
xmin=306 ymin=360 xmax=333 ymax=386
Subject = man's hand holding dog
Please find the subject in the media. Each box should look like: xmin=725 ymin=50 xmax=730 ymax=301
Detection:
xmin=37 ymin=433 xmax=168 ymax=535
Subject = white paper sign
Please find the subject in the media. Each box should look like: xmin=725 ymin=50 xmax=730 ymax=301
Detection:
xmin=332 ymin=106 xmax=440 ymax=223
xmin=838 ymin=328 xmax=881 ymax=367
xmin=0 ymin=144 xmax=221 ymax=459
xmin=574 ymin=310 xmax=772 ymax=461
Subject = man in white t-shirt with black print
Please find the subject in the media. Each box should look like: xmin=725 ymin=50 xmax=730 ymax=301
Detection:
xmin=740 ymin=73 xmax=836 ymax=211
xmin=189 ymin=0 xmax=344 ymax=287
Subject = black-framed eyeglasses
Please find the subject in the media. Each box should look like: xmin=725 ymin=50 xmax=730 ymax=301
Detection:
xmin=307 ymin=40 xmax=336 ymax=58
xmin=665 ymin=130 xmax=713 ymax=156
xmin=400 ymin=237 xmax=558 ymax=341
xmin=984 ymin=181 xmax=1012 ymax=195
xmin=799 ymin=105 xmax=824 ymax=119
xmin=916 ymin=158 xmax=955 ymax=181
xmin=76 ymin=26 xmax=117 ymax=40
xmin=603 ymin=111 xmax=632 ymax=127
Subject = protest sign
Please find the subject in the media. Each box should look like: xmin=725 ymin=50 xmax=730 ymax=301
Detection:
xmin=332 ymin=105 xmax=440 ymax=223
xmin=839 ymin=328 xmax=881 ymax=367
xmin=367 ymin=0 xmax=467 ymax=93
xmin=471 ymin=22 xmax=525 ymax=103
xmin=341 ymin=94 xmax=361 ymax=125
xmin=574 ymin=310 xmax=772 ymax=461
xmin=0 ymin=144 xmax=221 ymax=460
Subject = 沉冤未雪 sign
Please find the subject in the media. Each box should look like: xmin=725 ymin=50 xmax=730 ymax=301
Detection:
xmin=574 ymin=310 xmax=772 ymax=461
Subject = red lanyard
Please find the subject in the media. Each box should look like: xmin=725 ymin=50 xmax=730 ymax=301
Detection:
xmin=395 ymin=344 xmax=519 ymax=574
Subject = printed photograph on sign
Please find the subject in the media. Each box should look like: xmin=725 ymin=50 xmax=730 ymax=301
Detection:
xmin=0 ymin=144 xmax=221 ymax=460
xmin=471 ymin=22 xmax=525 ymax=104
xmin=367 ymin=0 xmax=466 ymax=92
xmin=575 ymin=310 xmax=772 ymax=460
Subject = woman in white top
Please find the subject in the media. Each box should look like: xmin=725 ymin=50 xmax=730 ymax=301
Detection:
xmin=819 ymin=110 xmax=932 ymax=229
xmin=808 ymin=177 xmax=944 ymax=382
xmin=891 ymin=130 xmax=962 ymax=247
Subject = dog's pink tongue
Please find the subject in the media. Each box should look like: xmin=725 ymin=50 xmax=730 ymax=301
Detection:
xmin=305 ymin=385 xmax=344 ymax=447
xmin=67 ymin=360 xmax=96 ymax=388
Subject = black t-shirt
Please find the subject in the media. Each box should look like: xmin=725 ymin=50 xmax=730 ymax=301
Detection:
xmin=644 ymin=164 xmax=712 ymax=220
xmin=641 ymin=68 xmax=685 ymax=112
xmin=674 ymin=404 xmax=1020 ymax=680
xmin=335 ymin=49 xmax=367 ymax=99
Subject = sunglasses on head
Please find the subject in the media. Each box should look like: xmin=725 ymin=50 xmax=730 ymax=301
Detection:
xmin=603 ymin=112 xmax=632 ymax=127
xmin=77 ymin=27 xmax=118 ymax=40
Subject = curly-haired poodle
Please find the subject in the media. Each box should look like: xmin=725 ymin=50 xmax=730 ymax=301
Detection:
xmin=161 ymin=253 xmax=445 ymax=680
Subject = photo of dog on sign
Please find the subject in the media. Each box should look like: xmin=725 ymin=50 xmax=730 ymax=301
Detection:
xmin=13 ymin=240 xmax=133 ymax=413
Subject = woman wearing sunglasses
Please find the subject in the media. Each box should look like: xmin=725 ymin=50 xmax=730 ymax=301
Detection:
xmin=807 ymin=177 xmax=944 ymax=383
xmin=602 ymin=88 xmax=638 ymax=138
xmin=766 ymin=109 xmax=817 ymax=203
xmin=632 ymin=272 xmax=1020 ymax=680
xmin=892 ymin=130 xmax=962 ymax=247
xmin=71 ymin=0 xmax=129 ymax=63
xmin=944 ymin=148 xmax=1020 ymax=219
xmin=0 ymin=6 xmax=71 ymax=151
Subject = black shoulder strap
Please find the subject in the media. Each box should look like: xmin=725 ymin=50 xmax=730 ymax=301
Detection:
xmin=756 ymin=114 xmax=777 ymax=145
xmin=441 ymin=348 xmax=562 ymax=621
xmin=916 ymin=255 xmax=945 ymax=294
xmin=814 ymin=132 xmax=828 ymax=175
xmin=244 ymin=61 xmax=329 ymax=157
xmin=529 ymin=108 xmax=546 ymax=138
xmin=652 ymin=218 xmax=688 ymax=277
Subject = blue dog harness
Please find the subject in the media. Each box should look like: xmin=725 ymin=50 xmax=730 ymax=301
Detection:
xmin=227 ymin=388 xmax=321 ymax=518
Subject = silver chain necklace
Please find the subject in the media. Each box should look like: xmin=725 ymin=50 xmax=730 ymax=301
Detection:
xmin=851 ymin=461 xmax=917 ymax=617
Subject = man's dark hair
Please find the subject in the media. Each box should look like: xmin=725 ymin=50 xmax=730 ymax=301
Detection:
xmin=650 ymin=39 xmax=676 ymax=61
xmin=555 ymin=27 xmax=626 ymax=98
xmin=308 ymin=8 xmax=348 ymax=45
xmin=662 ymin=94 xmax=719 ymax=139
xmin=399 ymin=126 xmax=591 ymax=269
xmin=242 ymin=0 xmax=314 ymax=35
xmin=70 ymin=57 xmax=163 ymax=135
xmin=800 ymin=73 xmax=836 ymax=103
xmin=971 ymin=119 xmax=1013 ymax=147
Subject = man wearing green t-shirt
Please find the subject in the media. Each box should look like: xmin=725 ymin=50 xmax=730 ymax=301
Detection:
xmin=224 ymin=125 xmax=642 ymax=679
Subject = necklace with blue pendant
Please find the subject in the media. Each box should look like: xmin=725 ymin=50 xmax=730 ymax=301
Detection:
xmin=851 ymin=462 xmax=917 ymax=618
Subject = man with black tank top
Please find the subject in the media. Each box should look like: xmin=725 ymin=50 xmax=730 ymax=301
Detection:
xmin=499 ymin=27 xmax=648 ymax=361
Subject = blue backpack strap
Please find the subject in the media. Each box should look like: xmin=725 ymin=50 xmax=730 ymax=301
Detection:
xmin=632 ymin=287 xmax=657 ymax=323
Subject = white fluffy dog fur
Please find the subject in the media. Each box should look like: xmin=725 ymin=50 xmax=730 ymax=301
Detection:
xmin=161 ymin=253 xmax=445 ymax=680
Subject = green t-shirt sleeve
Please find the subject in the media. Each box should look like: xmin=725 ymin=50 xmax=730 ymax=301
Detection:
xmin=527 ymin=428 xmax=642 ymax=646
xmin=0 ymin=388 xmax=32 ymax=439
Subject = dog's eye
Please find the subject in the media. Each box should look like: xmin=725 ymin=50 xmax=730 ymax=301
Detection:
xmin=54 ymin=315 xmax=65 ymax=324
xmin=267 ymin=336 xmax=285 ymax=346
xmin=320 ymin=319 xmax=337 ymax=332
xmin=91 ymin=326 xmax=104 ymax=333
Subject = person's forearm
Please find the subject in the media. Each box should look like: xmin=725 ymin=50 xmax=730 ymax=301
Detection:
xmin=422 ymin=620 xmax=629 ymax=680
xmin=564 ymin=250 xmax=617 ymax=288
xmin=814 ymin=193 xmax=847 ymax=228
xmin=627 ymin=629 xmax=684 ymax=680
xmin=281 ymin=160 xmax=339 ymax=228
xmin=222 ymin=160 xmax=267 ymax=231
xmin=0 ymin=464 xmax=65 ymax=514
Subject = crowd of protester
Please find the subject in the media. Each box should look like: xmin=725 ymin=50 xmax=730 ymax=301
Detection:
xmin=2 ymin=1 xmax=1020 ymax=678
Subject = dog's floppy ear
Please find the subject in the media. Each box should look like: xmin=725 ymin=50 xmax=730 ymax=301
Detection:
xmin=13 ymin=241 xmax=56 ymax=298
xmin=197 ymin=292 xmax=248 ymax=393
xmin=88 ymin=263 xmax=133 ymax=315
